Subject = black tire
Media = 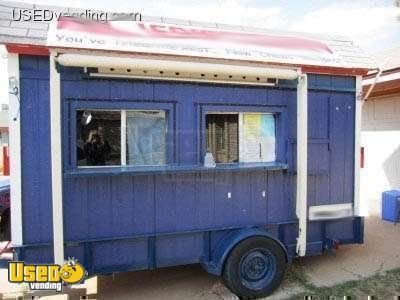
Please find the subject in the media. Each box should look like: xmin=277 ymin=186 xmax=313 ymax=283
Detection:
xmin=222 ymin=236 xmax=287 ymax=299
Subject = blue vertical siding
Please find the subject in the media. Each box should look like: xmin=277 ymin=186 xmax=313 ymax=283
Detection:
xmin=18 ymin=55 xmax=359 ymax=271
xmin=329 ymin=92 xmax=355 ymax=205
xmin=19 ymin=55 xmax=52 ymax=244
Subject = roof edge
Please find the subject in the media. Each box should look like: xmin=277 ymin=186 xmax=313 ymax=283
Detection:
xmin=6 ymin=43 xmax=371 ymax=76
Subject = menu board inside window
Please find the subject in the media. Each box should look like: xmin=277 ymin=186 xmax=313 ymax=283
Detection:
xmin=240 ymin=113 xmax=276 ymax=163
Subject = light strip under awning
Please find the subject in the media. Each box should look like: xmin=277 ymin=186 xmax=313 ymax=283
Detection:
xmin=56 ymin=53 xmax=299 ymax=84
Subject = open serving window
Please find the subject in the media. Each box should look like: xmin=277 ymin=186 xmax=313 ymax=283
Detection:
xmin=206 ymin=112 xmax=276 ymax=164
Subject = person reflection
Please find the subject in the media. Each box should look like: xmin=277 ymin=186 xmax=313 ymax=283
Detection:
xmin=84 ymin=129 xmax=111 ymax=166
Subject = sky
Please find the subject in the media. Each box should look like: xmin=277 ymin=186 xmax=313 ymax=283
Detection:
xmin=1 ymin=0 xmax=399 ymax=103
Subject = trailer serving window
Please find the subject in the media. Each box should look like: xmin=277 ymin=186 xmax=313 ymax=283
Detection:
xmin=76 ymin=110 xmax=167 ymax=167
xmin=126 ymin=110 xmax=166 ymax=165
xmin=206 ymin=114 xmax=239 ymax=163
xmin=206 ymin=112 xmax=276 ymax=164
xmin=77 ymin=110 xmax=121 ymax=166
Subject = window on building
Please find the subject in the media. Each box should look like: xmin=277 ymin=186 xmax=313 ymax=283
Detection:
xmin=76 ymin=109 xmax=167 ymax=167
xmin=126 ymin=110 xmax=166 ymax=165
xmin=77 ymin=110 xmax=121 ymax=166
xmin=206 ymin=112 xmax=276 ymax=164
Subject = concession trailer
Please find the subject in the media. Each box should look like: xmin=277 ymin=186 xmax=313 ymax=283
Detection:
xmin=3 ymin=16 xmax=375 ymax=298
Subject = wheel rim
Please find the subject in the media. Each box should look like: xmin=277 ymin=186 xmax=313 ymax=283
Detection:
xmin=239 ymin=248 xmax=276 ymax=290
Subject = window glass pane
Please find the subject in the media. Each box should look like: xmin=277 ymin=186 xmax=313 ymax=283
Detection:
xmin=241 ymin=113 xmax=276 ymax=162
xmin=77 ymin=110 xmax=121 ymax=166
xmin=126 ymin=110 xmax=166 ymax=165
xmin=206 ymin=114 xmax=239 ymax=163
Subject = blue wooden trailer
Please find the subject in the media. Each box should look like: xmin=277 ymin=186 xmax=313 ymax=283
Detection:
xmin=4 ymin=17 xmax=375 ymax=298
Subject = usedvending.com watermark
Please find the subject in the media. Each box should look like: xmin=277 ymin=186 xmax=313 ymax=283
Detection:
xmin=12 ymin=8 xmax=142 ymax=22
xmin=8 ymin=257 xmax=87 ymax=292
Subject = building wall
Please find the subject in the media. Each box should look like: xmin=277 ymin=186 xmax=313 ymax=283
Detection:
xmin=361 ymin=93 xmax=400 ymax=215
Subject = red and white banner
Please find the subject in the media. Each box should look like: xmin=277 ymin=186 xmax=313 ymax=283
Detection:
xmin=47 ymin=17 xmax=344 ymax=67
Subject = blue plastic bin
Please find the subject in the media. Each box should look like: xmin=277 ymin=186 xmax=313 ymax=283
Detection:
xmin=382 ymin=190 xmax=400 ymax=223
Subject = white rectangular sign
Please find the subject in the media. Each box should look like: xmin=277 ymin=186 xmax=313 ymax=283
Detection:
xmin=241 ymin=113 xmax=276 ymax=163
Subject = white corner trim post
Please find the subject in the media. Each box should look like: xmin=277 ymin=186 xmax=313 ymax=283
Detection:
xmin=8 ymin=53 xmax=23 ymax=246
xmin=354 ymin=76 xmax=364 ymax=216
xmin=50 ymin=52 xmax=65 ymax=265
xmin=296 ymin=74 xmax=308 ymax=257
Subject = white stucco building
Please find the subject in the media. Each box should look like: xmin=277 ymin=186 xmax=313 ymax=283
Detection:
xmin=362 ymin=47 xmax=400 ymax=215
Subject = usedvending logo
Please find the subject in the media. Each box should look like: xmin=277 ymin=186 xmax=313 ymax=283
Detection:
xmin=8 ymin=257 xmax=87 ymax=292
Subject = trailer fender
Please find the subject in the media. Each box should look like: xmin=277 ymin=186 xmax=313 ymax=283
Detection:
xmin=202 ymin=228 xmax=288 ymax=276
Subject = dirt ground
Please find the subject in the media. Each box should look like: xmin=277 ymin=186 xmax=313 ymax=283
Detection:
xmin=1 ymin=215 xmax=399 ymax=299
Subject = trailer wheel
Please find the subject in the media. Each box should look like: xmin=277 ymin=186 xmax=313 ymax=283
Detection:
xmin=222 ymin=236 xmax=286 ymax=299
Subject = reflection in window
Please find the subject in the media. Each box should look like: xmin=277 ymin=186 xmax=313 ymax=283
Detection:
xmin=126 ymin=111 xmax=166 ymax=165
xmin=77 ymin=110 xmax=121 ymax=166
